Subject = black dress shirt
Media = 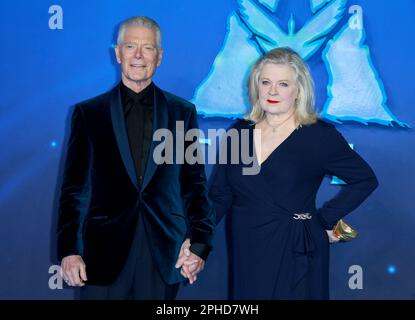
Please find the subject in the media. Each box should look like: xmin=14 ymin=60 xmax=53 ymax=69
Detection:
xmin=120 ymin=81 xmax=209 ymax=260
xmin=120 ymin=81 xmax=154 ymax=183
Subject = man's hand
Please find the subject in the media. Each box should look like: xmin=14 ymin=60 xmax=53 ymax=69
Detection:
xmin=60 ymin=255 xmax=87 ymax=286
xmin=175 ymin=239 xmax=205 ymax=284
xmin=181 ymin=256 xmax=205 ymax=284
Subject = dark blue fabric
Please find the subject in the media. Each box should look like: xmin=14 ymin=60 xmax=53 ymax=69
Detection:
xmin=80 ymin=213 xmax=179 ymax=300
xmin=209 ymin=119 xmax=378 ymax=299
xmin=57 ymin=85 xmax=215 ymax=286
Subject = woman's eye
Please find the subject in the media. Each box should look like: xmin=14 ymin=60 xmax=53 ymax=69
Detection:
xmin=279 ymin=82 xmax=288 ymax=87
xmin=261 ymin=80 xmax=270 ymax=85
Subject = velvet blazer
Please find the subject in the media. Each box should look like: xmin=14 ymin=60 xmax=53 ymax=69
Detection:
xmin=57 ymin=85 xmax=215 ymax=285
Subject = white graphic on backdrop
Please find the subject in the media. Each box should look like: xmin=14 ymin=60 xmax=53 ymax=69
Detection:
xmin=321 ymin=9 xmax=408 ymax=126
xmin=193 ymin=0 xmax=407 ymax=127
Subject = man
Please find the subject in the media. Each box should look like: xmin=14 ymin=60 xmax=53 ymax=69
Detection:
xmin=57 ymin=16 xmax=215 ymax=299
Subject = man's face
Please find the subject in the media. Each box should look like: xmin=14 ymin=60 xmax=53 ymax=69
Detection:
xmin=115 ymin=26 xmax=162 ymax=89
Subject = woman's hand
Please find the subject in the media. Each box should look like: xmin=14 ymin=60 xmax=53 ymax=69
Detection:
xmin=326 ymin=229 xmax=340 ymax=244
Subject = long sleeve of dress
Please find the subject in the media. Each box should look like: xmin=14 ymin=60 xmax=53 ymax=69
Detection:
xmin=209 ymin=162 xmax=234 ymax=225
xmin=208 ymin=128 xmax=236 ymax=226
xmin=316 ymin=125 xmax=379 ymax=229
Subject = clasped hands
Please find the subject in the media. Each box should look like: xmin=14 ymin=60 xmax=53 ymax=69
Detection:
xmin=175 ymin=238 xmax=205 ymax=285
xmin=60 ymin=238 xmax=205 ymax=287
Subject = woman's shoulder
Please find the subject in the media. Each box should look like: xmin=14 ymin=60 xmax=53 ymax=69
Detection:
xmin=302 ymin=118 xmax=336 ymax=134
xmin=299 ymin=119 xmax=342 ymax=145
xmin=229 ymin=118 xmax=254 ymax=131
xmin=304 ymin=118 xmax=334 ymax=129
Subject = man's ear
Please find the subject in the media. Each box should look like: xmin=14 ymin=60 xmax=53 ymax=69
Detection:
xmin=114 ymin=45 xmax=122 ymax=64
xmin=157 ymin=48 xmax=163 ymax=67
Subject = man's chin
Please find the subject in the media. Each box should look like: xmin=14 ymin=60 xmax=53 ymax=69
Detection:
xmin=124 ymin=75 xmax=151 ymax=84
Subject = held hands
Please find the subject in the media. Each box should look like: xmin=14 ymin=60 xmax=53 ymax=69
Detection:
xmin=326 ymin=229 xmax=340 ymax=244
xmin=60 ymin=255 xmax=87 ymax=287
xmin=175 ymin=238 xmax=205 ymax=285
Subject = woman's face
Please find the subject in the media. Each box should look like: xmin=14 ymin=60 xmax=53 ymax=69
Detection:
xmin=258 ymin=63 xmax=299 ymax=116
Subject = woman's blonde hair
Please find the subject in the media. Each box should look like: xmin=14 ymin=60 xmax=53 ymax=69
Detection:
xmin=246 ymin=47 xmax=318 ymax=125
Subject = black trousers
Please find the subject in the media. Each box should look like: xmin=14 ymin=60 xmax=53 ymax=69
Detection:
xmin=80 ymin=213 xmax=180 ymax=300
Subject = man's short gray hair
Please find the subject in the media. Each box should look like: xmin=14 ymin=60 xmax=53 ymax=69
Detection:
xmin=117 ymin=16 xmax=162 ymax=48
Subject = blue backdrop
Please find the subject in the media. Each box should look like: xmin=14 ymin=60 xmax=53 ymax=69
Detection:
xmin=0 ymin=0 xmax=414 ymax=299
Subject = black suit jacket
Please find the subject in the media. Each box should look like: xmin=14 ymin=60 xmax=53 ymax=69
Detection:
xmin=57 ymin=84 xmax=215 ymax=285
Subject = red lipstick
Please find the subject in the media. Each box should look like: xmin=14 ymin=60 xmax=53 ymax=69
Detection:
xmin=267 ymin=99 xmax=280 ymax=104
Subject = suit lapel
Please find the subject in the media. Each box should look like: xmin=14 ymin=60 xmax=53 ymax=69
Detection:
xmin=142 ymin=85 xmax=168 ymax=190
xmin=110 ymin=86 xmax=139 ymax=190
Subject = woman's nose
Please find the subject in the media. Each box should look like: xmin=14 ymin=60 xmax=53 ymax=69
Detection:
xmin=268 ymin=84 xmax=279 ymax=95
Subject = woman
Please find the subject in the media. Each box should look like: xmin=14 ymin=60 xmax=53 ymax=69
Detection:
xmin=209 ymin=47 xmax=378 ymax=299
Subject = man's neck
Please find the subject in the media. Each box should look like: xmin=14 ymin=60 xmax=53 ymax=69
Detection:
xmin=122 ymin=78 xmax=152 ymax=93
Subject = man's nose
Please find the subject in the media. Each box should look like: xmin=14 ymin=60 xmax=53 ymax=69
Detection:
xmin=134 ymin=46 xmax=143 ymax=58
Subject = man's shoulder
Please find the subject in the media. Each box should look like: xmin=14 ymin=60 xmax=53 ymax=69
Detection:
xmin=76 ymin=87 xmax=114 ymax=111
xmin=159 ymin=88 xmax=195 ymax=111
